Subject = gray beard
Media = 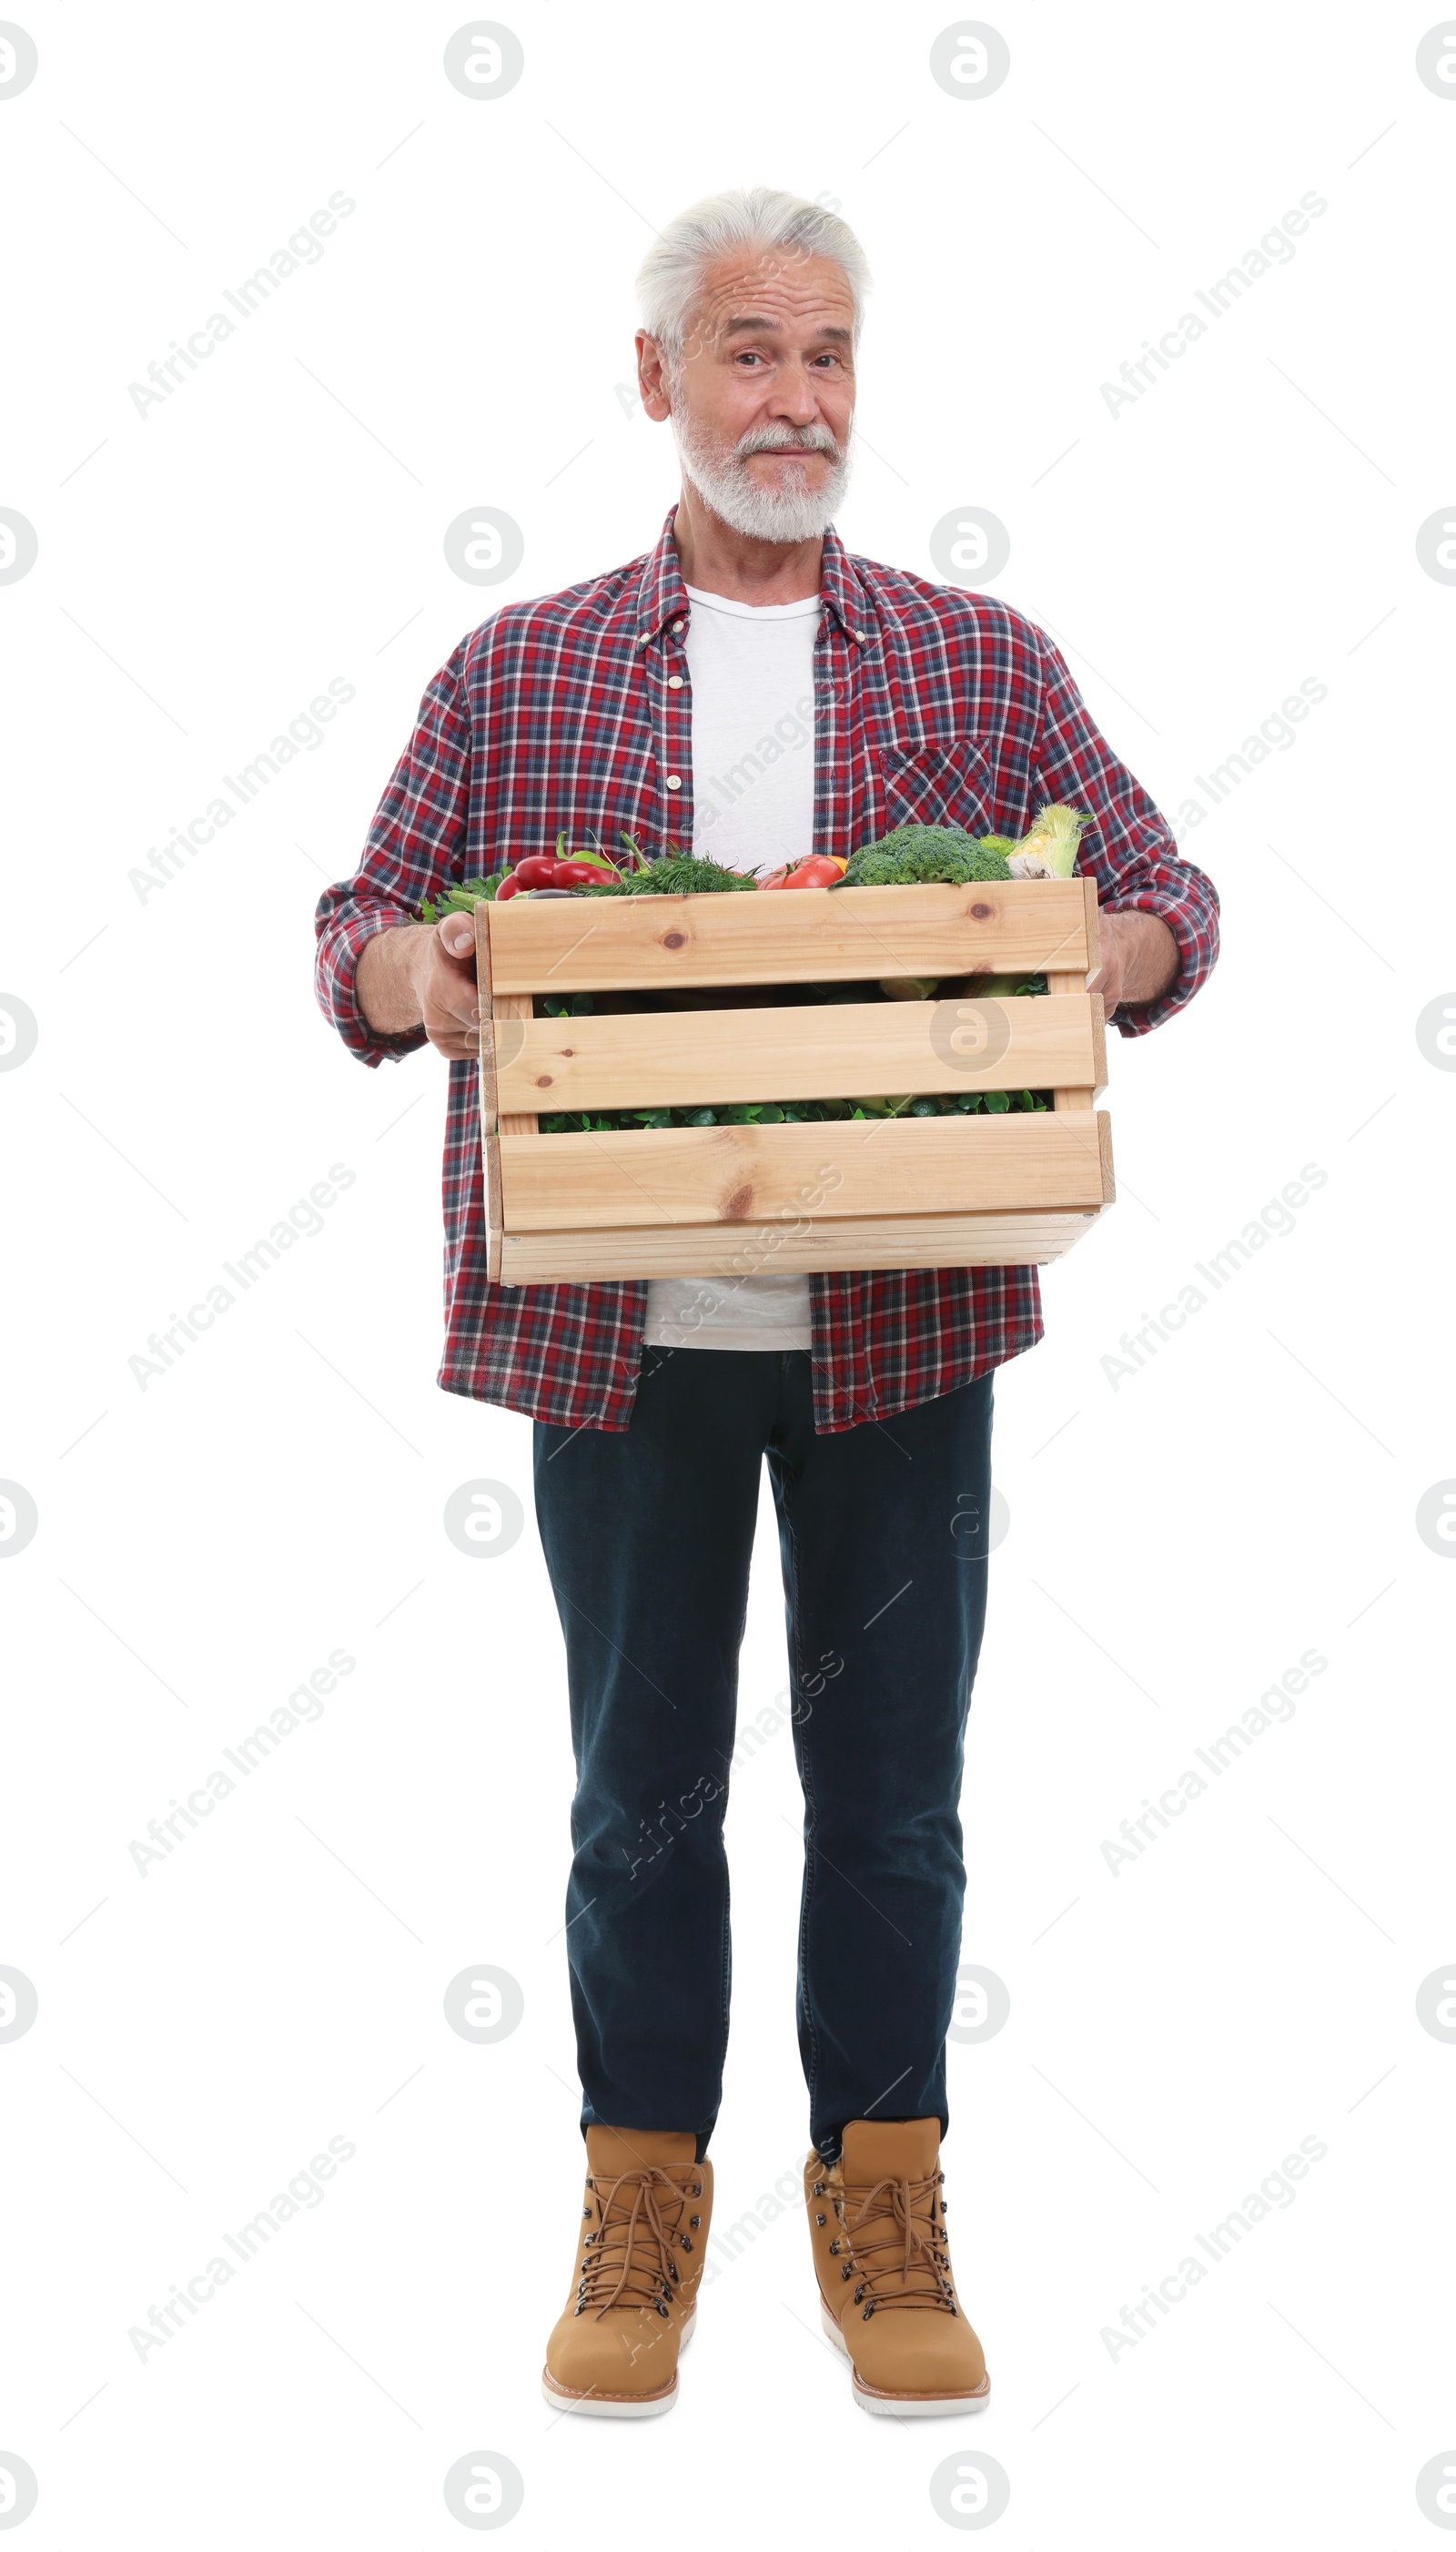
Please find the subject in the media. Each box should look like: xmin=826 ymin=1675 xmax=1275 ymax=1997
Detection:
xmin=671 ymin=411 xmax=854 ymax=544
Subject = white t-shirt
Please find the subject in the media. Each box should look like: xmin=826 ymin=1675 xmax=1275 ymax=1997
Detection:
xmin=641 ymin=582 xmax=819 ymax=1353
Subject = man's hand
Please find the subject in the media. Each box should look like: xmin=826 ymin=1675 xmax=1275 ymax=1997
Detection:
xmin=418 ymin=912 xmax=483 ymax=1058
xmin=356 ymin=914 xmax=481 ymax=1058
xmin=1087 ymin=910 xmax=1178 ymax=1016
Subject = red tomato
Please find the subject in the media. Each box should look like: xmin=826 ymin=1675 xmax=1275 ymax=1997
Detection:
xmin=782 ymin=855 xmax=844 ymax=890
xmin=756 ymin=866 xmax=790 ymax=891
xmin=512 ymin=855 xmax=559 ymax=889
xmin=554 ymin=857 xmax=621 ymax=890
xmin=493 ymin=872 xmax=523 ymax=901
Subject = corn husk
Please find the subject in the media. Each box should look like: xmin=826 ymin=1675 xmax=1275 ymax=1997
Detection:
xmin=1015 ymin=803 xmax=1089 ymax=878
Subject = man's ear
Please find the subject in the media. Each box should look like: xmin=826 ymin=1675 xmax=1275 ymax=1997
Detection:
xmin=635 ymin=328 xmax=672 ymax=423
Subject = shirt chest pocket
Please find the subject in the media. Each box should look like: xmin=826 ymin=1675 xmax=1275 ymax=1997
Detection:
xmin=874 ymin=736 xmax=997 ymax=837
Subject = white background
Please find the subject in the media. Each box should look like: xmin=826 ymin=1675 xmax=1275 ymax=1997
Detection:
xmin=3 ymin=1 xmax=1454 ymax=2542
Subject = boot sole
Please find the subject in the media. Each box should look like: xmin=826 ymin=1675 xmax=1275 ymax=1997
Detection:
xmin=540 ymin=2306 xmax=695 ymax=2419
xmin=819 ymin=2298 xmax=991 ymax=2417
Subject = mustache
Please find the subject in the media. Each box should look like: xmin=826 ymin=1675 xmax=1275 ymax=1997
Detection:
xmin=733 ymin=425 xmax=844 ymax=461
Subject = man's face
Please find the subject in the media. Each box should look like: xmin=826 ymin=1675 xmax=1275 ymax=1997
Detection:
xmin=638 ymin=248 xmax=857 ymax=542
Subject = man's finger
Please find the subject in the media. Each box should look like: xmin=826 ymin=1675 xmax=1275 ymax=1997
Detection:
xmin=439 ymin=913 xmax=476 ymax=958
xmin=430 ymin=995 xmax=482 ymax=1033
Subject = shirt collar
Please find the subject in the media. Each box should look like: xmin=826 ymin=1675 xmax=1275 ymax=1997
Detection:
xmin=633 ymin=506 xmax=869 ymax=649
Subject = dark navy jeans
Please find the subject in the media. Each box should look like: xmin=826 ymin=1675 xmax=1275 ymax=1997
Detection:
xmin=532 ymin=1346 xmax=994 ymax=2162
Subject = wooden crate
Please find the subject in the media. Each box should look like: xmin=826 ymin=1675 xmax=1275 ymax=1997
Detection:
xmin=475 ymin=876 xmax=1113 ymax=1285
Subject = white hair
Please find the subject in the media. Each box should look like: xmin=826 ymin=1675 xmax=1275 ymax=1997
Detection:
xmin=635 ymin=186 xmax=872 ymax=367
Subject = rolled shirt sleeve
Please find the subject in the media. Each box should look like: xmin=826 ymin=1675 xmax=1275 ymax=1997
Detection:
xmin=1032 ymin=630 xmax=1220 ymax=1037
xmin=313 ymin=648 xmax=474 ymax=1067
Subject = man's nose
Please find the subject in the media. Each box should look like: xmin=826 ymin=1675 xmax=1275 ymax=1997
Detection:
xmin=769 ymin=367 xmax=824 ymax=427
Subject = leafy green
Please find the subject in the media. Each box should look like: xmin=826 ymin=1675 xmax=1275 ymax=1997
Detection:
xmin=417 ymin=876 xmax=500 ymax=922
xmin=539 ymin=1088 xmax=1049 ymax=1134
xmin=972 ymin=971 xmax=1047 ymax=998
xmin=579 ymin=851 xmax=757 ymax=896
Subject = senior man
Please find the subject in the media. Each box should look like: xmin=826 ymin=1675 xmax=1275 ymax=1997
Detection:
xmin=315 ymin=186 xmax=1218 ymax=2420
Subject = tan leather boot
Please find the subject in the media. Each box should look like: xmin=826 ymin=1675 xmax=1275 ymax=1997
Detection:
xmin=804 ymin=2118 xmax=990 ymax=2415
xmin=541 ymin=2127 xmax=713 ymax=2417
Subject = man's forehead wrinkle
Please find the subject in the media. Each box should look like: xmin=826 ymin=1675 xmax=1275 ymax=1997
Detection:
xmin=718 ymin=313 xmax=853 ymax=340
xmin=688 ymin=258 xmax=856 ymax=329
xmin=686 ymin=300 xmax=858 ymax=356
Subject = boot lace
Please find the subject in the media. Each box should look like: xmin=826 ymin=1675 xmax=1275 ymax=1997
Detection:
xmin=842 ymin=2168 xmax=957 ymax=2320
xmin=575 ymin=2165 xmax=703 ymax=2321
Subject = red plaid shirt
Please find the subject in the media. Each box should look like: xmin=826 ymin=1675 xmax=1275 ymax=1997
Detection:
xmin=315 ymin=511 xmax=1218 ymax=1433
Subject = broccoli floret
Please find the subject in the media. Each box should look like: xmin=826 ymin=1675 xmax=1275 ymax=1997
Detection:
xmin=834 ymin=825 xmax=1014 ymax=888
xmin=837 ymin=848 xmax=909 ymax=886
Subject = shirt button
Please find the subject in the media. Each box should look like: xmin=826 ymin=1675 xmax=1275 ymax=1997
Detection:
xmin=665 ymin=775 xmax=682 ymax=790
xmin=667 ymin=674 xmax=683 ymax=690
xmin=672 ymin=618 xmax=684 ymax=633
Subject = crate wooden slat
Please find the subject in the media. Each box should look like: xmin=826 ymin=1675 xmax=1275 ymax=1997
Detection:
xmin=495 ymin=992 xmax=1105 ymax=1116
xmin=485 ymin=875 xmax=1096 ymax=994
xmin=496 ymin=1210 xmax=1103 ymax=1285
xmin=475 ymin=878 xmax=1115 ymax=1285
xmin=499 ymin=1109 xmax=1111 ymax=1231
xmin=491 ymin=992 xmax=536 ymax=1134
xmin=1047 ymin=910 xmax=1099 ymax=1108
